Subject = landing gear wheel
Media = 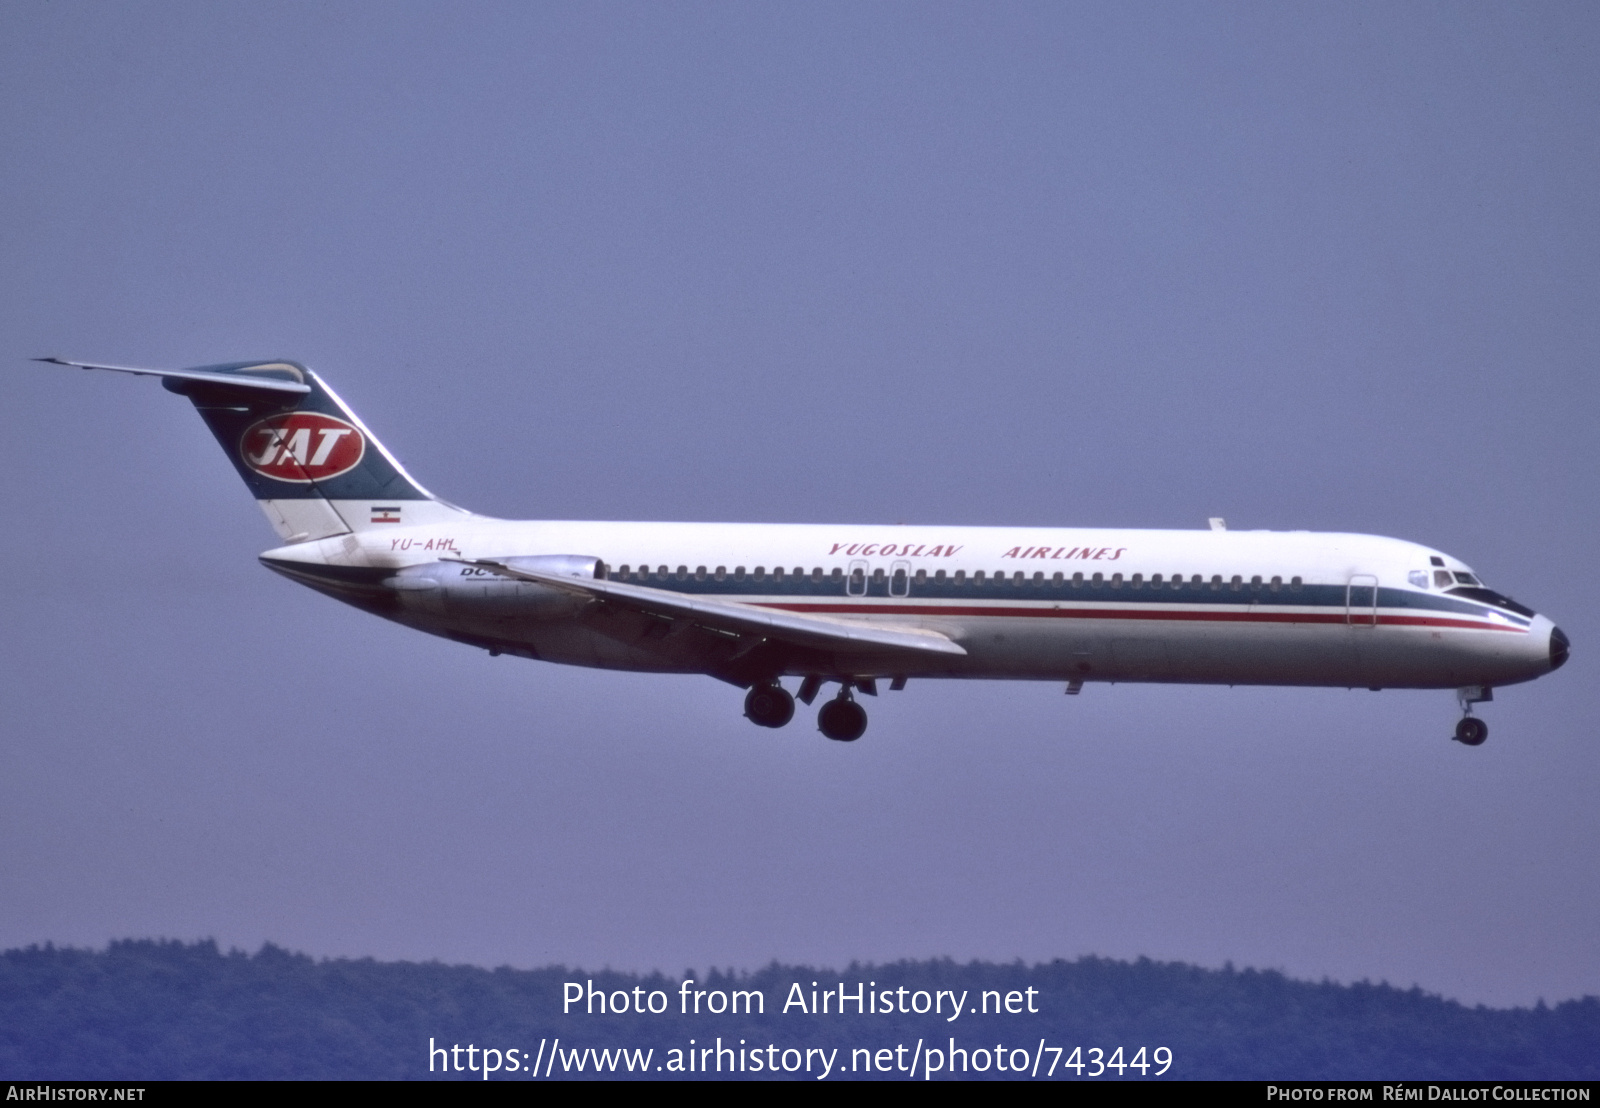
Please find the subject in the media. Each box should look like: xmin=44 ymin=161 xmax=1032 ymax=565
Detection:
xmin=744 ymin=684 xmax=795 ymax=729
xmin=817 ymin=696 xmax=868 ymax=742
xmin=1453 ymin=717 xmax=1488 ymax=746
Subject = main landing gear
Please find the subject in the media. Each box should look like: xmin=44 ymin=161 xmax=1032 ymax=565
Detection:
xmin=742 ymin=677 xmax=884 ymax=741
xmin=744 ymin=683 xmax=795 ymax=729
xmin=1453 ymin=685 xmax=1492 ymax=746
xmin=816 ymin=690 xmax=868 ymax=743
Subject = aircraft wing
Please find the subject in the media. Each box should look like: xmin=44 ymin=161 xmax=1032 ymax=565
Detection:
xmin=449 ymin=557 xmax=967 ymax=658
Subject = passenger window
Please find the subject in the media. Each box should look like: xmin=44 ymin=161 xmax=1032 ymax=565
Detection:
xmin=1051 ymin=571 xmax=1063 ymax=586
xmin=753 ymin=566 xmax=765 ymax=581
xmin=1211 ymin=575 xmax=1223 ymax=590
xmin=811 ymin=567 xmax=822 ymax=582
xmin=676 ymin=566 xmax=688 ymax=581
xmin=974 ymin=570 xmax=986 ymax=586
xmin=847 ymin=563 xmax=867 ymax=596
xmin=1290 ymin=576 xmax=1302 ymax=591
xmin=1231 ymin=575 xmax=1243 ymax=591
xmin=772 ymin=567 xmax=784 ymax=582
xmin=734 ymin=566 xmax=746 ymax=581
xmin=1130 ymin=573 xmax=1143 ymax=590
xmin=1110 ymin=573 xmax=1123 ymax=589
xmin=714 ymin=566 xmax=726 ymax=581
xmin=1033 ymin=571 xmax=1044 ymax=585
xmin=914 ymin=569 xmax=927 ymax=584
xmin=934 ymin=569 xmax=947 ymax=582
xmin=890 ymin=567 xmax=909 ymax=597
xmin=617 ymin=564 xmax=630 ymax=578
xmin=954 ymin=570 xmax=966 ymax=584
xmin=1072 ymin=572 xmax=1084 ymax=587
xmin=1270 ymin=575 xmax=1281 ymax=592
xmin=1191 ymin=574 xmax=1203 ymax=587
xmin=695 ymin=566 xmax=707 ymax=581
xmin=1091 ymin=572 xmax=1104 ymax=588
xmin=1149 ymin=574 xmax=1162 ymax=588
xmin=830 ymin=567 xmax=843 ymax=580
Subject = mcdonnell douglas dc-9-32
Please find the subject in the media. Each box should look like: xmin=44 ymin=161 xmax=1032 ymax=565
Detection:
xmin=38 ymin=357 xmax=1569 ymax=746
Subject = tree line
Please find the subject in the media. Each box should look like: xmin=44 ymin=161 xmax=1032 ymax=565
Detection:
xmin=0 ymin=940 xmax=1594 ymax=1079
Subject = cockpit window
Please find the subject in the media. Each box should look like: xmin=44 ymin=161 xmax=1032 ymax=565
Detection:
xmin=1446 ymin=586 xmax=1536 ymax=619
xmin=1433 ymin=570 xmax=1453 ymax=588
xmin=1453 ymin=572 xmax=1481 ymax=586
xmin=1408 ymin=570 xmax=1429 ymax=588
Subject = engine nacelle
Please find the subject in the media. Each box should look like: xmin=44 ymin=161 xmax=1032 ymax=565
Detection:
xmin=384 ymin=555 xmax=603 ymax=619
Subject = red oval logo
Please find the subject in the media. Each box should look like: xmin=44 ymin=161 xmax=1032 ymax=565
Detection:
xmin=240 ymin=413 xmax=366 ymax=483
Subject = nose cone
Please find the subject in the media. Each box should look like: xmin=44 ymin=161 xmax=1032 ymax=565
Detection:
xmin=1550 ymin=625 xmax=1570 ymax=671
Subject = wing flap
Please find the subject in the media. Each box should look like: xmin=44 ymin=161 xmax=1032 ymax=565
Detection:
xmin=450 ymin=557 xmax=967 ymax=658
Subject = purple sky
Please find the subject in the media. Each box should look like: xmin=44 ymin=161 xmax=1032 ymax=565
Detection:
xmin=2 ymin=2 xmax=1596 ymax=1008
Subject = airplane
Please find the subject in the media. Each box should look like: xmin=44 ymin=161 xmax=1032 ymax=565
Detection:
xmin=37 ymin=357 xmax=1569 ymax=746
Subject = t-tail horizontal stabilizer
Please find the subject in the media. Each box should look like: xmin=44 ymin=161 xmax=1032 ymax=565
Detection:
xmin=34 ymin=356 xmax=314 ymax=395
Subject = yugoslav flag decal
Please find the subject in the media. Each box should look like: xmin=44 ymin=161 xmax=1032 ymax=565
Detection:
xmin=240 ymin=412 xmax=366 ymax=483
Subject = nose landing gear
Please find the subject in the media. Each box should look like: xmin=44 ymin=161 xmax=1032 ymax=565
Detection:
xmin=1453 ymin=685 xmax=1492 ymax=746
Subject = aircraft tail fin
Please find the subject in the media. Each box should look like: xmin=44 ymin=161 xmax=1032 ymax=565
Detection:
xmin=37 ymin=358 xmax=473 ymax=542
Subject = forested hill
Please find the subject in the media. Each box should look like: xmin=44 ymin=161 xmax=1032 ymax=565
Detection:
xmin=1 ymin=940 xmax=1594 ymax=1080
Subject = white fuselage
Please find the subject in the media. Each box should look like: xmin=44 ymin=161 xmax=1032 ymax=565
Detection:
xmin=262 ymin=516 xmax=1559 ymax=691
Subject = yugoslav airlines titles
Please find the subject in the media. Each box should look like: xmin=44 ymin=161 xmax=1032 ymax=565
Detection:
xmin=37 ymin=357 xmax=1568 ymax=746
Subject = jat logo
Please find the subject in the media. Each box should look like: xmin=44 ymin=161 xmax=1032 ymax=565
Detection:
xmin=240 ymin=413 xmax=365 ymax=483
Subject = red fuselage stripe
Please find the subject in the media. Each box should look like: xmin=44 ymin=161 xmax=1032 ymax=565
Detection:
xmin=763 ymin=603 xmax=1525 ymax=634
